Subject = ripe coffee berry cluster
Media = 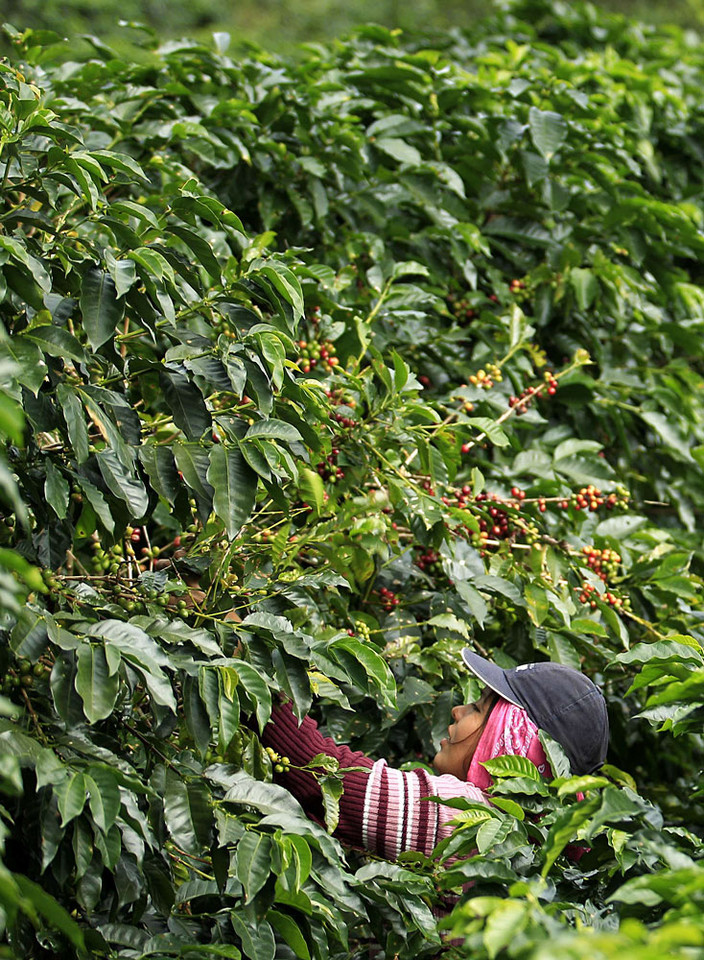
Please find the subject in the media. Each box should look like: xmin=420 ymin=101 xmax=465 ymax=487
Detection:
xmin=581 ymin=546 xmax=621 ymax=582
xmin=333 ymin=410 xmax=357 ymax=429
xmin=543 ymin=371 xmax=558 ymax=395
xmin=325 ymin=387 xmax=356 ymax=408
xmin=441 ymin=484 xmax=473 ymax=509
xmin=316 ymin=448 xmax=344 ymax=483
xmin=418 ymin=475 xmax=436 ymax=497
xmin=559 ymin=486 xmax=628 ymax=512
xmin=559 ymin=485 xmax=604 ymax=511
xmin=469 ymin=363 xmax=503 ymax=389
xmin=415 ymin=547 xmax=442 ymax=575
xmin=475 ymin=491 xmax=513 ymax=540
xmin=578 ymin=582 xmax=629 ymax=610
xmin=447 ymin=293 xmax=476 ymax=322
xmin=508 ymin=372 xmax=558 ymax=415
xmin=298 ymin=338 xmax=339 ymax=374
xmin=377 ymin=586 xmax=400 ymax=611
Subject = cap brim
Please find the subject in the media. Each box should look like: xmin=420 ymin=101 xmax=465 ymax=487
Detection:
xmin=461 ymin=649 xmax=523 ymax=709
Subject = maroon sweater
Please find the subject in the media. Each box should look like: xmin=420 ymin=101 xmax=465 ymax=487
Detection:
xmin=261 ymin=701 xmax=490 ymax=857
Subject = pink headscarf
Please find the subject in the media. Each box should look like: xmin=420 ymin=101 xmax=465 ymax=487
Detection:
xmin=467 ymin=698 xmax=551 ymax=790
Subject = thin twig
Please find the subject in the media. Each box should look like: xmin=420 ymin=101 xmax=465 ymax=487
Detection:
xmin=21 ymin=688 xmax=48 ymax=744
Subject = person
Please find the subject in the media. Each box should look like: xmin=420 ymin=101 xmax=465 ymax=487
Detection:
xmin=261 ymin=649 xmax=609 ymax=859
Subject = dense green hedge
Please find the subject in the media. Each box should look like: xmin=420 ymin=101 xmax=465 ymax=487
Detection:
xmin=1 ymin=1 xmax=704 ymax=957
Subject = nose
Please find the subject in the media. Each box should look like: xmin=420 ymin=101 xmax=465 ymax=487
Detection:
xmin=451 ymin=703 xmax=471 ymax=722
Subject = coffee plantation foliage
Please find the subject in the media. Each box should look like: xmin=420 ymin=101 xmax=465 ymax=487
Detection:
xmin=2 ymin=0 xmax=704 ymax=956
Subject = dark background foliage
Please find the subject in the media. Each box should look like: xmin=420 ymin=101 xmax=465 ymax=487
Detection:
xmin=0 ymin=0 xmax=701 ymax=51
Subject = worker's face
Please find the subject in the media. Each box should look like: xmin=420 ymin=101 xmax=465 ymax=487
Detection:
xmin=432 ymin=687 xmax=495 ymax=779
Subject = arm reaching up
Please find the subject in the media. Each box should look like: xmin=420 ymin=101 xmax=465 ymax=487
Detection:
xmin=261 ymin=700 xmax=489 ymax=858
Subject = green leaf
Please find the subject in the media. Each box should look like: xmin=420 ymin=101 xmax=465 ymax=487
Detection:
xmin=56 ymin=771 xmax=88 ymax=827
xmin=160 ymin=366 xmax=212 ymax=441
xmin=244 ymin=419 xmax=303 ymax=443
xmin=221 ymin=772 xmax=305 ymax=818
xmin=207 ymin=444 xmax=258 ymax=539
xmin=79 ymin=268 xmax=124 ymax=351
xmin=298 ymin=467 xmax=325 ymax=514
xmin=235 ymin=662 xmax=272 ymax=733
xmin=3 ymin=336 xmax=48 ymax=395
xmin=78 ymin=478 xmax=116 ymax=534
xmin=163 ymin=773 xmax=212 ymax=854
xmin=557 ymin=775 xmax=610 ymax=797
xmin=456 ymin=581 xmax=488 ymax=627
xmin=218 ymin=667 xmax=240 ymax=748
xmin=331 ymin=637 xmax=396 ymax=707
xmin=128 ymin=246 xmax=176 ymax=285
xmin=86 ymin=766 xmax=121 ymax=834
xmin=0 ymin=549 xmax=44 ymax=591
xmin=173 ymin=442 xmax=214 ymax=507
xmin=617 ymin=639 xmax=703 ymax=667
xmin=0 ymin=391 xmax=24 ymax=445
xmin=105 ymin=250 xmax=137 ymax=299
xmin=57 ymin=385 xmax=90 ymax=464
xmin=268 ymin=910 xmax=311 ymax=960
xmin=236 ymin=831 xmax=272 ymax=902
xmin=138 ymin=443 xmax=181 ymax=504
xmin=529 ymin=107 xmax=567 ymax=161
xmin=466 ymin=417 xmax=510 ymax=447
xmin=320 ymin=774 xmax=343 ymax=834
xmin=428 ymin=613 xmax=470 ymax=638
xmin=570 ymin=268 xmax=598 ymax=311
xmin=476 ymin=816 xmax=511 ymax=853
xmin=87 ymin=620 xmax=176 ymax=711
xmin=90 ymin=149 xmax=148 ymax=182
xmin=10 ymin=607 xmax=48 ymax=660
xmin=0 ymin=235 xmax=51 ymax=292
xmin=640 ymin=411 xmax=693 ymax=460
xmin=553 ymin=455 xmax=615 ymax=486
xmin=374 ymin=137 xmax=422 ymax=165
xmin=483 ymin=901 xmax=528 ymax=960
xmin=181 ymin=948 xmax=242 ymax=959
xmin=23 ymin=325 xmax=86 ymax=364
xmin=481 ymin=756 xmax=541 ymax=780
xmin=541 ymin=796 xmax=600 ymax=876
xmin=230 ymin=912 xmax=275 ymax=960
xmin=254 ymin=263 xmax=304 ymax=322
xmin=0 ymin=753 xmax=23 ymax=795
xmin=169 ymin=223 xmax=222 ymax=279
xmin=44 ymin=458 xmax=70 ymax=519
xmin=75 ymin=643 xmax=120 ymax=723
xmin=13 ymin=874 xmax=87 ymax=955
xmin=96 ymin=449 xmax=149 ymax=519
xmin=50 ymin=655 xmax=85 ymax=727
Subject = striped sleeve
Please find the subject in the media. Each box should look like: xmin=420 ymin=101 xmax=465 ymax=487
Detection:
xmin=261 ymin=701 xmax=489 ymax=857
xmin=362 ymin=761 xmax=489 ymax=858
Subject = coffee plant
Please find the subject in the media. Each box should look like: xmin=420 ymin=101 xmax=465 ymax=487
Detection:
xmin=1 ymin=1 xmax=704 ymax=957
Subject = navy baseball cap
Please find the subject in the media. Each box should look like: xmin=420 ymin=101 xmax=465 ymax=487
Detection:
xmin=461 ymin=649 xmax=609 ymax=775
